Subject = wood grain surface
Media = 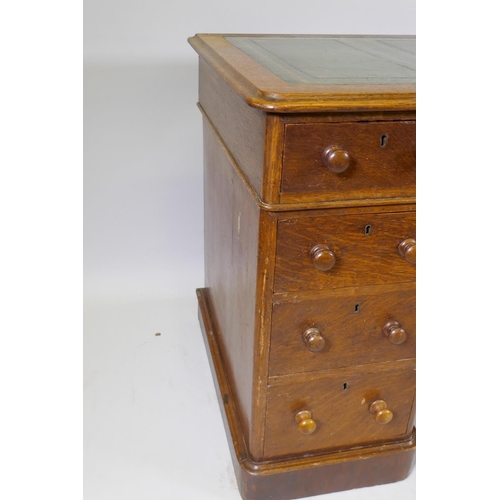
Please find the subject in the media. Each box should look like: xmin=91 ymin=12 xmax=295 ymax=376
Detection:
xmin=281 ymin=121 xmax=416 ymax=203
xmin=269 ymin=282 xmax=415 ymax=376
xmin=249 ymin=209 xmax=278 ymax=458
xmin=203 ymin=119 xmax=260 ymax=448
xmin=264 ymin=367 xmax=415 ymax=458
xmin=274 ymin=211 xmax=416 ymax=292
xmin=196 ymin=104 xmax=417 ymax=211
xmin=199 ymin=58 xmax=266 ymax=197
xmin=262 ymin=114 xmax=285 ymax=204
xmin=197 ymin=287 xmax=415 ymax=500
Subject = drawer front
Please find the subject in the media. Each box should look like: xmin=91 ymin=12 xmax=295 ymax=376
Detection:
xmin=274 ymin=212 xmax=415 ymax=293
xmin=264 ymin=368 xmax=415 ymax=459
xmin=270 ymin=283 xmax=415 ymax=376
xmin=281 ymin=121 xmax=416 ymax=203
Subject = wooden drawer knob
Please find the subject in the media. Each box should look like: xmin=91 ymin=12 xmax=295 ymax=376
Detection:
xmin=398 ymin=238 xmax=416 ymax=264
xmin=382 ymin=320 xmax=407 ymax=345
xmin=295 ymin=410 xmax=317 ymax=435
xmin=322 ymin=146 xmax=350 ymax=173
xmin=310 ymin=244 xmax=336 ymax=271
xmin=369 ymin=400 xmax=393 ymax=424
xmin=303 ymin=328 xmax=325 ymax=352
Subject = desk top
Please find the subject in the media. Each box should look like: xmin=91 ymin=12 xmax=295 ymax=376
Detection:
xmin=188 ymin=34 xmax=416 ymax=113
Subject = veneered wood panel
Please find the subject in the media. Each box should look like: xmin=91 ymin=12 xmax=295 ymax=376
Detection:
xmin=262 ymin=114 xmax=285 ymax=204
xmin=274 ymin=211 xmax=416 ymax=292
xmin=199 ymin=58 xmax=266 ymax=198
xmin=250 ymin=209 xmax=278 ymax=458
xmin=270 ymin=283 xmax=415 ymax=376
xmin=281 ymin=121 xmax=415 ymax=204
xmin=203 ymin=119 xmax=260 ymax=448
xmin=264 ymin=367 xmax=415 ymax=459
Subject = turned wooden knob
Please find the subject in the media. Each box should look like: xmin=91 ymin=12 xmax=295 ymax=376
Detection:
xmin=369 ymin=400 xmax=393 ymax=424
xmin=382 ymin=320 xmax=407 ymax=345
xmin=295 ymin=410 xmax=317 ymax=434
xmin=398 ymin=238 xmax=416 ymax=264
xmin=310 ymin=244 xmax=336 ymax=271
xmin=322 ymin=146 xmax=351 ymax=173
xmin=303 ymin=328 xmax=325 ymax=352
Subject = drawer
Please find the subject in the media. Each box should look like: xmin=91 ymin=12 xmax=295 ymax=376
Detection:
xmin=264 ymin=367 xmax=415 ymax=459
xmin=274 ymin=211 xmax=416 ymax=293
xmin=270 ymin=283 xmax=415 ymax=376
xmin=281 ymin=121 xmax=415 ymax=204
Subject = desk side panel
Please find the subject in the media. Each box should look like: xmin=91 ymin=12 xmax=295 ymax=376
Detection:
xmin=203 ymin=119 xmax=260 ymax=452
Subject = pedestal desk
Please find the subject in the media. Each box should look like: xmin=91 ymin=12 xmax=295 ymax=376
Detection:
xmin=189 ymin=34 xmax=416 ymax=500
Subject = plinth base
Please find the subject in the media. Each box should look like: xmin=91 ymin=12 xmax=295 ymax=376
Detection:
xmin=196 ymin=288 xmax=415 ymax=500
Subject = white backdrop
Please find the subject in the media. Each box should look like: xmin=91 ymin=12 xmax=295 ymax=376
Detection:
xmin=84 ymin=3 xmax=416 ymax=499
xmin=84 ymin=1 xmax=416 ymax=62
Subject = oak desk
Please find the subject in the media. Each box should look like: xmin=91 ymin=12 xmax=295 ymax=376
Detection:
xmin=189 ymin=34 xmax=416 ymax=500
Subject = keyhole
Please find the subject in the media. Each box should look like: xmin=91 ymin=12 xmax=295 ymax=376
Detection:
xmin=365 ymin=225 xmax=372 ymax=236
xmin=354 ymin=304 xmax=360 ymax=313
xmin=343 ymin=383 xmax=348 ymax=390
xmin=380 ymin=134 xmax=388 ymax=147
